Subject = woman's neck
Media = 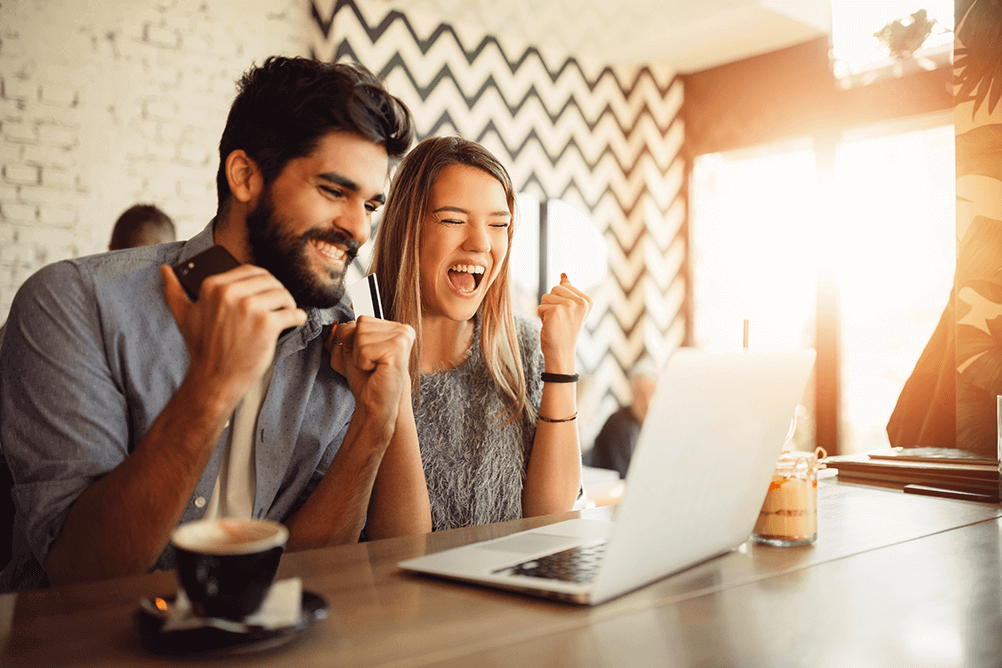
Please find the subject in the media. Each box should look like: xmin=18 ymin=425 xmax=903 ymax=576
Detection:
xmin=420 ymin=316 xmax=476 ymax=374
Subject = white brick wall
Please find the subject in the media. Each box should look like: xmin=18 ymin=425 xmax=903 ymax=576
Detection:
xmin=0 ymin=0 xmax=309 ymax=321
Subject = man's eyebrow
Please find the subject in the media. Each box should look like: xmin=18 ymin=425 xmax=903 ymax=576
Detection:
xmin=319 ymin=172 xmax=385 ymax=204
xmin=432 ymin=205 xmax=511 ymax=218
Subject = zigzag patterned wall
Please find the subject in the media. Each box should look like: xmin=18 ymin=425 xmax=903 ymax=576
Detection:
xmin=307 ymin=0 xmax=687 ymax=444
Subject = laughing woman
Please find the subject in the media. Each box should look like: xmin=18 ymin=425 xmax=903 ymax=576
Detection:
xmin=362 ymin=135 xmax=591 ymax=531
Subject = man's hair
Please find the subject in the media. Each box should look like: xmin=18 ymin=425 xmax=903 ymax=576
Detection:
xmin=215 ymin=56 xmax=414 ymax=217
xmin=370 ymin=135 xmax=529 ymax=424
xmin=109 ymin=204 xmax=176 ymax=250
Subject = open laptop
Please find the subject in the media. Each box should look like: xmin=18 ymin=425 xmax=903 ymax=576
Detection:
xmin=398 ymin=348 xmax=817 ymax=605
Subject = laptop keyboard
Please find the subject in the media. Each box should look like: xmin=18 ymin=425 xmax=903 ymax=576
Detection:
xmin=493 ymin=541 xmax=608 ymax=584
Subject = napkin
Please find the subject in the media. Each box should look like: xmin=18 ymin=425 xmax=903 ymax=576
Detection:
xmin=141 ymin=577 xmax=303 ymax=633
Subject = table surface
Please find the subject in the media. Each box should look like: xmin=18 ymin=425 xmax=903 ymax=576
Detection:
xmin=2 ymin=479 xmax=1000 ymax=668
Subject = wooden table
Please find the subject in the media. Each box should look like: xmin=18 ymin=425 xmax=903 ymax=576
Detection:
xmin=2 ymin=480 xmax=1000 ymax=667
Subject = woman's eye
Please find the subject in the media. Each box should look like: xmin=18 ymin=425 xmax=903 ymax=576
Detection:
xmin=365 ymin=203 xmax=379 ymax=213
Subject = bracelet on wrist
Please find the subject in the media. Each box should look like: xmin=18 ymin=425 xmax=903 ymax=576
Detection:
xmin=538 ymin=412 xmax=577 ymax=423
xmin=541 ymin=372 xmax=579 ymax=383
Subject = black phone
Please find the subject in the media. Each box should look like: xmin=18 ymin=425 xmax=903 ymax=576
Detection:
xmin=172 ymin=245 xmax=241 ymax=301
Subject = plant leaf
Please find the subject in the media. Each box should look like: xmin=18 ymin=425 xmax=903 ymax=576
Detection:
xmin=963 ymin=279 xmax=1002 ymax=304
xmin=958 ymin=70 xmax=983 ymax=101
xmin=956 ymin=124 xmax=1002 ymax=179
xmin=956 ymin=214 xmax=1002 ymax=286
xmin=955 ymin=0 xmax=978 ymax=29
xmin=989 ymin=67 xmax=1002 ymax=115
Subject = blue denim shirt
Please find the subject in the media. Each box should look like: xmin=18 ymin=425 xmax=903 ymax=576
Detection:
xmin=0 ymin=223 xmax=355 ymax=593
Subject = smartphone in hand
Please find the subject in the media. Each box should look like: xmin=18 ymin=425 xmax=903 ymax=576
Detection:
xmin=172 ymin=245 xmax=241 ymax=301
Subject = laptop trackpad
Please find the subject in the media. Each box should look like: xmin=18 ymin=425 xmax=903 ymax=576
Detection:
xmin=479 ymin=533 xmax=581 ymax=555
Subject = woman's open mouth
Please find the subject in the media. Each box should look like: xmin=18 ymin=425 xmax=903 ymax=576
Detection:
xmin=447 ymin=264 xmax=485 ymax=293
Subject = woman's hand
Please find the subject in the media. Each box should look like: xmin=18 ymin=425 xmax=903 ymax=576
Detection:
xmin=536 ymin=273 xmax=592 ymax=373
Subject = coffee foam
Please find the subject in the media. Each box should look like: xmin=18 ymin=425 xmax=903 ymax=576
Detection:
xmin=172 ymin=519 xmax=289 ymax=556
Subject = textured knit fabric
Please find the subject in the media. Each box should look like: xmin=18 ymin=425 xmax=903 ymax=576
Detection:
xmin=414 ymin=317 xmax=543 ymax=531
xmin=0 ymin=222 xmax=355 ymax=593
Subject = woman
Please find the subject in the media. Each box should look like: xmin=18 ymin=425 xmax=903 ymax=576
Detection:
xmin=363 ymin=136 xmax=591 ymax=532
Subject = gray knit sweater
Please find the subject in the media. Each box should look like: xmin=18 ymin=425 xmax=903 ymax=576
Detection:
xmin=415 ymin=317 xmax=543 ymax=531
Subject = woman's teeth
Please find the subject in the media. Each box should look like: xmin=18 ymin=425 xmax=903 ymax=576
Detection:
xmin=449 ymin=264 xmax=485 ymax=276
xmin=448 ymin=264 xmax=485 ymax=291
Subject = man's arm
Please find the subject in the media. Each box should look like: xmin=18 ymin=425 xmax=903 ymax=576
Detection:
xmin=282 ymin=316 xmax=422 ymax=549
xmin=364 ymin=374 xmax=432 ymax=539
xmin=44 ymin=374 xmax=232 ymax=584
xmin=44 ymin=264 xmax=306 ymax=585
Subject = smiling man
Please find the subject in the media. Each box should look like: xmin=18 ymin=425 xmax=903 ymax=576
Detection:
xmin=0 ymin=57 xmax=431 ymax=593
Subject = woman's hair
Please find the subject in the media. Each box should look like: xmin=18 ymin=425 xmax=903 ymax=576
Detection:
xmin=371 ymin=135 xmax=529 ymax=423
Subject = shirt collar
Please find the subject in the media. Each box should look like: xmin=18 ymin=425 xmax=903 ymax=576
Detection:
xmin=179 ymin=221 xmax=353 ymax=353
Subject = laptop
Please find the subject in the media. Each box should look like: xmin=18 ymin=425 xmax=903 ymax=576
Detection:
xmin=398 ymin=348 xmax=816 ymax=605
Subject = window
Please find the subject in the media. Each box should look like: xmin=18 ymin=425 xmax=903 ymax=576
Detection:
xmin=691 ymin=115 xmax=955 ymax=454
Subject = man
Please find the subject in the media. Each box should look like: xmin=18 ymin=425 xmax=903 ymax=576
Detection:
xmin=585 ymin=360 xmax=659 ymax=478
xmin=108 ymin=204 xmax=176 ymax=251
xmin=0 ymin=57 xmax=430 ymax=593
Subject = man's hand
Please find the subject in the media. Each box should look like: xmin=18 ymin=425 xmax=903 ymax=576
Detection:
xmin=325 ymin=317 xmax=416 ymax=425
xmin=161 ymin=264 xmax=307 ymax=412
xmin=282 ymin=317 xmax=418 ymax=550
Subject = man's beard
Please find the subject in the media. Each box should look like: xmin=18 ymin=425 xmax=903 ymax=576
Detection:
xmin=245 ymin=191 xmax=359 ymax=309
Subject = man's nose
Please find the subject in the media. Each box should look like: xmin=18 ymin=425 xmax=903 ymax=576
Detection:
xmin=339 ymin=201 xmax=370 ymax=245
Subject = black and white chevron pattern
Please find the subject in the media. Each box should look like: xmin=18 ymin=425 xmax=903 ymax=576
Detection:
xmin=308 ymin=0 xmax=687 ymax=441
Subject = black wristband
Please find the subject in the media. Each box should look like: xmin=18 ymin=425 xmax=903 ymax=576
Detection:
xmin=541 ymin=372 xmax=579 ymax=383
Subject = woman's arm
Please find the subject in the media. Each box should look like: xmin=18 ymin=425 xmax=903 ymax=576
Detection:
xmin=522 ymin=274 xmax=592 ymax=516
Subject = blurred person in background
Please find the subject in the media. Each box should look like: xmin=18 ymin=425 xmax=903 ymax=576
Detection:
xmin=585 ymin=359 xmax=659 ymax=478
xmin=109 ymin=204 xmax=176 ymax=251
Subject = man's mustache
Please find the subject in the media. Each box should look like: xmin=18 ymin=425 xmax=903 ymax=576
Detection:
xmin=302 ymin=229 xmax=360 ymax=266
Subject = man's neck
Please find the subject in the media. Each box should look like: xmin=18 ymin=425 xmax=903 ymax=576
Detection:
xmin=212 ymin=212 xmax=253 ymax=264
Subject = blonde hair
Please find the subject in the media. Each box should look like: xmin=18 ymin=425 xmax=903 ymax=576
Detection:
xmin=370 ymin=136 xmax=529 ymax=423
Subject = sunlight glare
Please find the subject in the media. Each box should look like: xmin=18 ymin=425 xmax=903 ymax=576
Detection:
xmin=831 ymin=0 xmax=954 ymax=78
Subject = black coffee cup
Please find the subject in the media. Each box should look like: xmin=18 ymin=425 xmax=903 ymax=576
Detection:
xmin=171 ymin=518 xmax=289 ymax=620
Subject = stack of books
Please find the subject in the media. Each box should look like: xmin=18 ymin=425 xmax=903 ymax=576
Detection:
xmin=823 ymin=447 xmax=1000 ymax=503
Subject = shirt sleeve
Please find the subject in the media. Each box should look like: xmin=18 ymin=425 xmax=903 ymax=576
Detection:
xmin=0 ymin=261 xmax=132 ymax=570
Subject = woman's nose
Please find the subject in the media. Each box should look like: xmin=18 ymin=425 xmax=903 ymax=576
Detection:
xmin=463 ymin=222 xmax=490 ymax=252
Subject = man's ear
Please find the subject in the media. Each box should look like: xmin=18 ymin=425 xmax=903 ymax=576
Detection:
xmin=225 ymin=150 xmax=263 ymax=205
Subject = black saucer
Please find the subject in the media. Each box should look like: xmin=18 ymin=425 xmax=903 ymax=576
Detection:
xmin=135 ymin=591 xmax=327 ymax=656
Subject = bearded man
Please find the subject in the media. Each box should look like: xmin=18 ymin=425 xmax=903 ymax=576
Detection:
xmin=0 ymin=57 xmax=431 ymax=593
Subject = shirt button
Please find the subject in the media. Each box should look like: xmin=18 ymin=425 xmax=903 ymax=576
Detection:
xmin=193 ymin=496 xmax=206 ymax=508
